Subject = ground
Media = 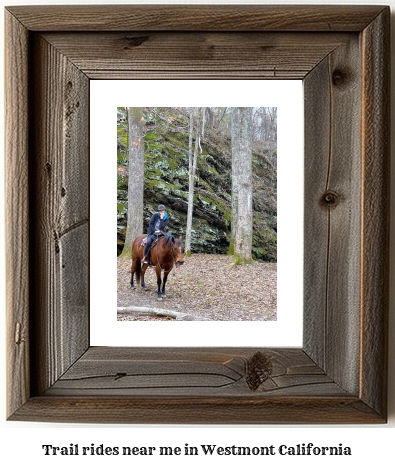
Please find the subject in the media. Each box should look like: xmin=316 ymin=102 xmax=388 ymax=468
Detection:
xmin=117 ymin=254 xmax=277 ymax=321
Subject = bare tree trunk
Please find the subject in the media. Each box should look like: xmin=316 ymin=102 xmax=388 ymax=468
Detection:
xmin=185 ymin=107 xmax=201 ymax=256
xmin=229 ymin=107 xmax=240 ymax=255
xmin=207 ymin=107 xmax=214 ymax=128
xmin=188 ymin=107 xmax=194 ymax=177
xmin=230 ymin=107 xmax=253 ymax=264
xmin=216 ymin=107 xmax=228 ymax=128
xmin=120 ymin=107 xmax=145 ymax=258
xmin=201 ymin=107 xmax=206 ymax=138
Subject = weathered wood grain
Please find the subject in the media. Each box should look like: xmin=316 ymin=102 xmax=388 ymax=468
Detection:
xmin=325 ymin=38 xmax=362 ymax=395
xmin=5 ymin=5 xmax=386 ymax=32
xmin=5 ymin=5 xmax=389 ymax=424
xmin=46 ymin=348 xmax=344 ymax=397
xmin=5 ymin=10 xmax=30 ymax=418
xmin=304 ymin=35 xmax=362 ymax=395
xmin=10 ymin=396 xmax=384 ymax=425
xmin=360 ymin=9 xmax=390 ymax=418
xmin=42 ymin=32 xmax=352 ymax=80
xmin=11 ymin=348 xmax=384 ymax=423
xmin=29 ymin=35 xmax=90 ymax=395
xmin=303 ymin=55 xmax=332 ymax=371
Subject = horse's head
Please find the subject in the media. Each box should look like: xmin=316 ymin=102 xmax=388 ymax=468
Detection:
xmin=173 ymin=235 xmax=185 ymax=266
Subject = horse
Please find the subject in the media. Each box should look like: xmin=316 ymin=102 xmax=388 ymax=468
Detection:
xmin=130 ymin=232 xmax=185 ymax=301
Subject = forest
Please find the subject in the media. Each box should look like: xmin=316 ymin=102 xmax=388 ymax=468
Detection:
xmin=117 ymin=107 xmax=277 ymax=321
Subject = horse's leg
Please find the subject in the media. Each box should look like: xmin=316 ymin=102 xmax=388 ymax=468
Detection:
xmin=130 ymin=263 xmax=135 ymax=290
xmin=130 ymin=257 xmax=139 ymax=289
xmin=141 ymin=263 xmax=149 ymax=290
xmin=161 ymin=272 xmax=169 ymax=298
xmin=156 ymin=265 xmax=162 ymax=301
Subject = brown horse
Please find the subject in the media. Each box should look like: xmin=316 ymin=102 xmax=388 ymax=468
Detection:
xmin=131 ymin=233 xmax=185 ymax=301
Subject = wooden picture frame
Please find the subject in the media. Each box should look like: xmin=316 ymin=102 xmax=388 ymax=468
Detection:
xmin=5 ymin=5 xmax=389 ymax=424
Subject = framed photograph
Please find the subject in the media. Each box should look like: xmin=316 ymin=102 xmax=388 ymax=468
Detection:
xmin=5 ymin=5 xmax=389 ymax=423
xmin=90 ymin=80 xmax=304 ymax=347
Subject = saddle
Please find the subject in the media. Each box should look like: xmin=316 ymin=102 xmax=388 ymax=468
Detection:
xmin=140 ymin=232 xmax=164 ymax=247
xmin=140 ymin=233 xmax=165 ymax=265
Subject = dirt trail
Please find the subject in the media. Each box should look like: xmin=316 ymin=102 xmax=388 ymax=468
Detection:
xmin=117 ymin=254 xmax=277 ymax=321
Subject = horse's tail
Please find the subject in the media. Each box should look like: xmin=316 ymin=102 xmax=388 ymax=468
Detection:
xmin=135 ymin=257 xmax=141 ymax=285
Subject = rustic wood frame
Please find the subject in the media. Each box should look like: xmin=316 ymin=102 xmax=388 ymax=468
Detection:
xmin=5 ymin=5 xmax=390 ymax=424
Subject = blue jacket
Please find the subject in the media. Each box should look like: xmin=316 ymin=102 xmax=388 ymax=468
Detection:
xmin=147 ymin=212 xmax=169 ymax=235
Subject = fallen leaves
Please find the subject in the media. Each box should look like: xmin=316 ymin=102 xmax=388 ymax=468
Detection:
xmin=117 ymin=254 xmax=277 ymax=321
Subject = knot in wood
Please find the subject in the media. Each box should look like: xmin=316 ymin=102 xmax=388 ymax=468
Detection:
xmin=15 ymin=322 xmax=22 ymax=345
xmin=332 ymin=68 xmax=349 ymax=87
xmin=321 ymin=190 xmax=340 ymax=208
xmin=123 ymin=35 xmax=150 ymax=49
xmin=114 ymin=372 xmax=127 ymax=381
xmin=246 ymin=351 xmax=273 ymax=391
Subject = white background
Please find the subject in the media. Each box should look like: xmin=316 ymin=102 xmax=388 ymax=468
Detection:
xmin=1 ymin=0 xmax=394 ymax=469
xmin=90 ymin=80 xmax=303 ymax=347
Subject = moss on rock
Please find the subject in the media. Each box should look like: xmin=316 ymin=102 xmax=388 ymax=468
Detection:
xmin=117 ymin=107 xmax=277 ymax=261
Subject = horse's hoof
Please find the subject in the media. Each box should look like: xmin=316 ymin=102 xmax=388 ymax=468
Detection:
xmin=157 ymin=297 xmax=163 ymax=302
xmin=161 ymin=294 xmax=166 ymax=298
xmin=130 ymin=286 xmax=136 ymax=290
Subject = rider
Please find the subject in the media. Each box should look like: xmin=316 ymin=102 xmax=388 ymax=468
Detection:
xmin=142 ymin=204 xmax=169 ymax=264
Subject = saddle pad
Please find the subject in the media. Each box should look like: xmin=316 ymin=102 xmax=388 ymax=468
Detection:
xmin=140 ymin=237 xmax=159 ymax=248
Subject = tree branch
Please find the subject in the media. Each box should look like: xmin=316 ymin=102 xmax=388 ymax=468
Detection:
xmin=117 ymin=306 xmax=212 ymax=321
